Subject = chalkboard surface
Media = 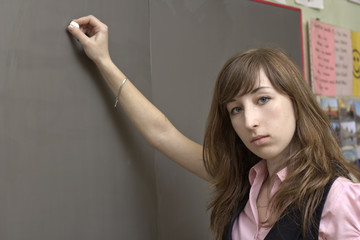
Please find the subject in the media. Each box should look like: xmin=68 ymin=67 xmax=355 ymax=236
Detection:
xmin=0 ymin=0 xmax=301 ymax=239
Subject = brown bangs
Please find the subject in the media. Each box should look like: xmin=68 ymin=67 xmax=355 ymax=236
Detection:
xmin=216 ymin=53 xmax=264 ymax=107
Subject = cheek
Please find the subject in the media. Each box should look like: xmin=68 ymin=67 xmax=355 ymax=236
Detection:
xmin=277 ymin=108 xmax=297 ymax=139
xmin=230 ymin=118 xmax=246 ymax=139
xmin=268 ymin=101 xmax=297 ymax=137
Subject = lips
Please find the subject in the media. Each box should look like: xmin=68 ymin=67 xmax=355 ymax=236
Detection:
xmin=250 ymin=135 xmax=269 ymax=146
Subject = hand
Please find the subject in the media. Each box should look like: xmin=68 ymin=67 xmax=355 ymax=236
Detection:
xmin=67 ymin=15 xmax=111 ymax=65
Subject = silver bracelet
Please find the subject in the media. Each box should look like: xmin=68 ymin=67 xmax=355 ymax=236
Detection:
xmin=114 ymin=78 xmax=127 ymax=107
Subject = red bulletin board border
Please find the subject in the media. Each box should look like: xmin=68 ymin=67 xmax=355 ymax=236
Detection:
xmin=251 ymin=0 xmax=304 ymax=76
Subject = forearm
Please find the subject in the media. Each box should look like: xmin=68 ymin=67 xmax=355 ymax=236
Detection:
xmin=94 ymin=58 xmax=210 ymax=180
xmin=95 ymin=58 xmax=170 ymax=146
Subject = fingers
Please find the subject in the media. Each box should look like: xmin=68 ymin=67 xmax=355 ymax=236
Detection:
xmin=67 ymin=22 xmax=88 ymax=44
xmin=67 ymin=15 xmax=108 ymax=42
xmin=67 ymin=15 xmax=110 ymax=63
xmin=72 ymin=15 xmax=107 ymax=36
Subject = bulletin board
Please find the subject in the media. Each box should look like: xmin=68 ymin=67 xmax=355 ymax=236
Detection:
xmin=309 ymin=19 xmax=360 ymax=167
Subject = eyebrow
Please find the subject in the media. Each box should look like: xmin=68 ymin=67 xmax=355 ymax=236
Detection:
xmin=228 ymin=86 xmax=272 ymax=102
xmin=250 ymin=86 xmax=272 ymax=94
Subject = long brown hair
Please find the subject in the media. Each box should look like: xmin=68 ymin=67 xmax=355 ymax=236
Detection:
xmin=203 ymin=48 xmax=360 ymax=239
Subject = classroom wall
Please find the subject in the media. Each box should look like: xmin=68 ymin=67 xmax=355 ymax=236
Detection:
xmin=266 ymin=0 xmax=360 ymax=83
xmin=0 ymin=0 xmax=302 ymax=239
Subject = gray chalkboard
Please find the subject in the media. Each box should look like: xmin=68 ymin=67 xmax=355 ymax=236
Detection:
xmin=0 ymin=0 xmax=302 ymax=239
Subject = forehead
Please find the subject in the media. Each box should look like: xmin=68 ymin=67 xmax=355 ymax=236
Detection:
xmin=234 ymin=69 xmax=274 ymax=98
xmin=256 ymin=70 xmax=272 ymax=88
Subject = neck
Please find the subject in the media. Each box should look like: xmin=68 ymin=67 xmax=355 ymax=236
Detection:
xmin=265 ymin=159 xmax=282 ymax=179
xmin=265 ymin=147 xmax=291 ymax=178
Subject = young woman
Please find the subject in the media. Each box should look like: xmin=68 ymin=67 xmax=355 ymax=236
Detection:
xmin=67 ymin=15 xmax=360 ymax=240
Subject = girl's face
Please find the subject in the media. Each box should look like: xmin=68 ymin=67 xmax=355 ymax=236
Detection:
xmin=226 ymin=69 xmax=296 ymax=167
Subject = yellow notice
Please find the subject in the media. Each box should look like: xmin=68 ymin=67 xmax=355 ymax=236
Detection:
xmin=352 ymin=31 xmax=360 ymax=96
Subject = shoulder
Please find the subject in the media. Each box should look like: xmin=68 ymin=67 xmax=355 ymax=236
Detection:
xmin=319 ymin=177 xmax=360 ymax=239
xmin=328 ymin=176 xmax=360 ymax=203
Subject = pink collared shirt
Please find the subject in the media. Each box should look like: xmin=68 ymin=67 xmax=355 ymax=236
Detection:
xmin=232 ymin=160 xmax=360 ymax=240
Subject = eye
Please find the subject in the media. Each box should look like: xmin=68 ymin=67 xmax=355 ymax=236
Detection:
xmin=258 ymin=96 xmax=270 ymax=105
xmin=230 ymin=106 xmax=243 ymax=115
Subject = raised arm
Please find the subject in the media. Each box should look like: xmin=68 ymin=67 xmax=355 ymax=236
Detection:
xmin=67 ymin=15 xmax=209 ymax=181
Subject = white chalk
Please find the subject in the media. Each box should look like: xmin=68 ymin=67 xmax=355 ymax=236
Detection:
xmin=70 ymin=21 xmax=79 ymax=28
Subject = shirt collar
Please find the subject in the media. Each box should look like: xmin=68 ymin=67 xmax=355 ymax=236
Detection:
xmin=249 ymin=159 xmax=288 ymax=185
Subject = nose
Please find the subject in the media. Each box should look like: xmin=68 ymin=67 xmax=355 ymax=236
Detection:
xmin=244 ymin=107 xmax=259 ymax=129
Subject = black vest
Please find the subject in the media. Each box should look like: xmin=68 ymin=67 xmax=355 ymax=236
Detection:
xmin=223 ymin=178 xmax=336 ymax=240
